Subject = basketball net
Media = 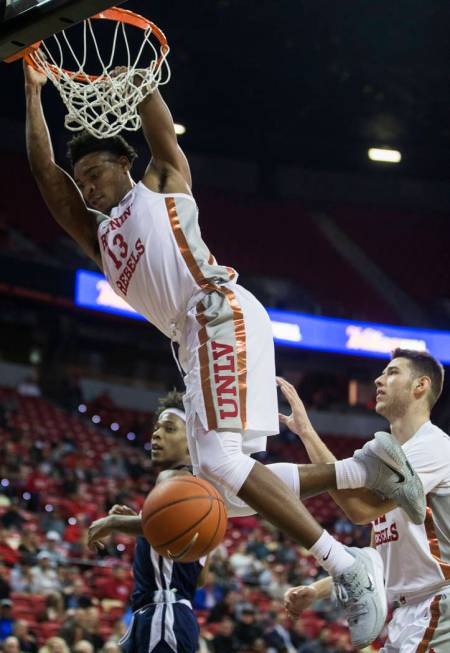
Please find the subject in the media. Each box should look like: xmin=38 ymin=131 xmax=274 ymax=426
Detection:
xmin=25 ymin=8 xmax=171 ymax=138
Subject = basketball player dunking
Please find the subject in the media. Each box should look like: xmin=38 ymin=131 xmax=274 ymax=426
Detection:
xmin=281 ymin=350 xmax=450 ymax=653
xmin=87 ymin=391 xmax=206 ymax=653
xmin=24 ymin=60 xmax=426 ymax=647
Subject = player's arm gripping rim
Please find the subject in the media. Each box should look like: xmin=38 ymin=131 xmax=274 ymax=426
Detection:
xmin=137 ymin=89 xmax=192 ymax=193
xmin=277 ymin=377 xmax=396 ymax=524
xmin=24 ymin=62 xmax=102 ymax=269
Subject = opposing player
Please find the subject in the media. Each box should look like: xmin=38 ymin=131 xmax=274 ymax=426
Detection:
xmin=87 ymin=391 xmax=206 ymax=653
xmin=281 ymin=350 xmax=450 ymax=653
xmin=24 ymin=59 xmax=425 ymax=648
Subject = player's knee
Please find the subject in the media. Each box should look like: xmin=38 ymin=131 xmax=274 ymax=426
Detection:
xmin=196 ymin=430 xmax=255 ymax=495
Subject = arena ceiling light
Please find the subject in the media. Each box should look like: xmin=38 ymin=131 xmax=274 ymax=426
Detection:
xmin=368 ymin=147 xmax=401 ymax=163
xmin=174 ymin=123 xmax=186 ymax=135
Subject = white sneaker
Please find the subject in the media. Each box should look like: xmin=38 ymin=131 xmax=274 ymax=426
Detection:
xmin=333 ymin=547 xmax=387 ymax=649
xmin=354 ymin=431 xmax=426 ymax=524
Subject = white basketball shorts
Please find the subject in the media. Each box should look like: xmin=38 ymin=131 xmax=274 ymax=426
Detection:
xmin=381 ymin=590 xmax=450 ymax=653
xmin=179 ymin=282 xmax=278 ymax=456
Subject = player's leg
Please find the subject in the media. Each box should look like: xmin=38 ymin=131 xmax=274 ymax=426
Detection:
xmin=183 ymin=288 xmax=387 ymax=647
xmin=192 ymin=423 xmax=386 ymax=649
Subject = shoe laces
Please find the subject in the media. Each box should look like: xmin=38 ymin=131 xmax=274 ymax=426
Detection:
xmin=335 ymin=571 xmax=370 ymax=622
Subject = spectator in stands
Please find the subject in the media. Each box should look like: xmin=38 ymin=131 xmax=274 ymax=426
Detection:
xmin=246 ymin=528 xmax=270 ymax=560
xmin=38 ymin=533 xmax=66 ymax=569
xmin=297 ymin=636 xmax=328 ymax=653
xmin=38 ymin=637 xmax=69 ymax=653
xmin=96 ymin=566 xmax=129 ymax=603
xmin=234 ymin=607 xmax=264 ymax=651
xmin=207 ymin=590 xmax=240 ymax=623
xmin=0 ymin=637 xmax=21 ymax=653
xmin=30 ymin=553 xmax=61 ymax=594
xmin=208 ymin=546 xmax=235 ymax=589
xmin=264 ymin=612 xmax=297 ymax=653
xmin=12 ymin=621 xmax=37 ymax=653
xmin=257 ymin=559 xmax=276 ymax=590
xmin=193 ymin=571 xmax=224 ymax=611
xmin=40 ymin=509 xmax=65 ymax=541
xmin=83 ymin=608 xmax=104 ymax=652
xmin=39 ymin=592 xmax=65 ymax=623
xmin=104 ymin=621 xmax=125 ymax=645
xmin=17 ymin=531 xmax=39 ymax=565
xmin=1 ymin=505 xmax=26 ymax=531
xmin=0 ymin=601 xmax=14 ymax=642
xmin=211 ymin=618 xmax=239 ymax=653
xmin=72 ymin=641 xmax=94 ymax=653
xmin=229 ymin=542 xmax=259 ymax=580
xmin=10 ymin=561 xmax=33 ymax=594
xmin=0 ymin=531 xmax=20 ymax=567
xmin=58 ymin=609 xmax=89 ymax=649
xmin=101 ymin=451 xmax=127 ymax=481
xmin=100 ymin=644 xmax=120 ymax=653
xmin=265 ymin=565 xmax=291 ymax=601
xmin=62 ymin=576 xmax=92 ymax=610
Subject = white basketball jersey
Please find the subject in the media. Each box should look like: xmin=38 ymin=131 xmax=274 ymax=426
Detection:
xmin=372 ymin=421 xmax=450 ymax=603
xmin=97 ymin=182 xmax=237 ymax=339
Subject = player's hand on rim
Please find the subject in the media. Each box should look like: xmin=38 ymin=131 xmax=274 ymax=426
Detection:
xmin=23 ymin=58 xmax=47 ymax=88
xmin=109 ymin=65 xmax=148 ymax=90
xmin=277 ymin=376 xmax=314 ymax=439
xmin=283 ymin=585 xmax=317 ymax=619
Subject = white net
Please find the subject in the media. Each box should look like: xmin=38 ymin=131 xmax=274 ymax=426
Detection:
xmin=29 ymin=14 xmax=171 ymax=138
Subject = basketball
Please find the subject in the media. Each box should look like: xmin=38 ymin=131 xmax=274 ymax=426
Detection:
xmin=141 ymin=476 xmax=228 ymax=562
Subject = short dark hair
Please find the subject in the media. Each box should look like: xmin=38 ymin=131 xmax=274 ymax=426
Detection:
xmin=66 ymin=131 xmax=138 ymax=167
xmin=391 ymin=348 xmax=445 ymax=409
xmin=154 ymin=389 xmax=185 ymax=423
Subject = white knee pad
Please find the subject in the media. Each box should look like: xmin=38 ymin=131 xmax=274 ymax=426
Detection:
xmin=223 ymin=462 xmax=300 ymax=517
xmin=196 ymin=429 xmax=256 ymax=495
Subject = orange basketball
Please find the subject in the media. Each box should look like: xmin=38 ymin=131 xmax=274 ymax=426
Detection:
xmin=141 ymin=476 xmax=228 ymax=562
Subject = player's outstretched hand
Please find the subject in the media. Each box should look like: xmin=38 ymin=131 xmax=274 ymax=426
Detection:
xmin=284 ymin=585 xmax=317 ymax=618
xmin=23 ymin=59 xmax=47 ymax=88
xmin=87 ymin=516 xmax=116 ymax=551
xmin=277 ymin=376 xmax=314 ymax=439
xmin=109 ymin=504 xmax=137 ymax=516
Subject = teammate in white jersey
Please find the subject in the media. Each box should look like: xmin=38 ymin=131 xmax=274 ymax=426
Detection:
xmin=281 ymin=349 xmax=450 ymax=653
xmin=24 ymin=60 xmax=426 ymax=648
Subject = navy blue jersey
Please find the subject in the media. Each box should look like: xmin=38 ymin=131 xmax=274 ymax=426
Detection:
xmin=121 ymin=537 xmax=204 ymax=653
xmin=131 ymin=536 xmax=204 ymax=610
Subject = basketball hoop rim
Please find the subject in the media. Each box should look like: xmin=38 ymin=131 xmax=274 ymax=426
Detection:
xmin=5 ymin=6 xmax=169 ymax=82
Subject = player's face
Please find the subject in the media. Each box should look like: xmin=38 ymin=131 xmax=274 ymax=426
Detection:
xmin=74 ymin=152 xmax=131 ymax=213
xmin=151 ymin=413 xmax=189 ymax=467
xmin=374 ymin=358 xmax=415 ymax=419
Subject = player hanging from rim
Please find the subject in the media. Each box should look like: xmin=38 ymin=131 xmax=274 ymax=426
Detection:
xmin=86 ymin=390 xmax=206 ymax=653
xmin=24 ymin=60 xmax=426 ymax=648
xmin=281 ymin=350 xmax=450 ymax=653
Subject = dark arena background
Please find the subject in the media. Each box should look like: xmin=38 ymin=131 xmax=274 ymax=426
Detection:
xmin=0 ymin=2 xmax=450 ymax=652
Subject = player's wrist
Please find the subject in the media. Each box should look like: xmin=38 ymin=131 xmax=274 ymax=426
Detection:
xmin=25 ymin=83 xmax=43 ymax=97
xmin=296 ymin=424 xmax=316 ymax=441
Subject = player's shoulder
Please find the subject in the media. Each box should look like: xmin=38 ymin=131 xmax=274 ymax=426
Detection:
xmin=422 ymin=421 xmax=450 ymax=445
xmin=405 ymin=421 xmax=450 ymax=456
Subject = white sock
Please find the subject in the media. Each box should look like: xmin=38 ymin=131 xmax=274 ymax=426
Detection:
xmin=335 ymin=458 xmax=368 ymax=490
xmin=310 ymin=530 xmax=355 ymax=577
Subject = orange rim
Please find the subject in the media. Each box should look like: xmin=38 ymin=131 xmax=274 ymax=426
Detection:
xmin=6 ymin=6 xmax=169 ymax=81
